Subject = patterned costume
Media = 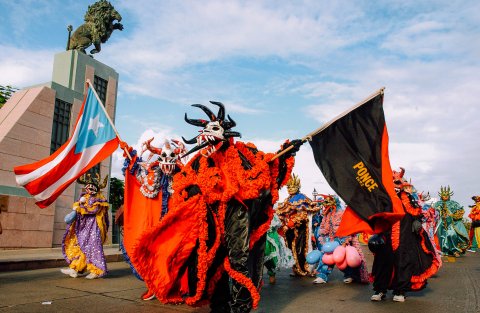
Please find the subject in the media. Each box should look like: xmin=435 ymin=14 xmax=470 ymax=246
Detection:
xmin=264 ymin=213 xmax=294 ymax=284
xmin=433 ymin=186 xmax=469 ymax=257
xmin=130 ymin=102 xmax=299 ymax=312
xmin=468 ymin=196 xmax=480 ymax=251
xmin=370 ymin=168 xmax=440 ymax=302
xmin=61 ymin=174 xmax=109 ymax=279
xmin=313 ymin=195 xmax=369 ymax=284
xmin=120 ymin=138 xmax=185 ymax=299
xmin=276 ymin=174 xmax=319 ymax=277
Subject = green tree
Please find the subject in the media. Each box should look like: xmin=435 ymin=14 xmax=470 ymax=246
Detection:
xmin=109 ymin=177 xmax=124 ymax=212
xmin=0 ymin=85 xmax=18 ymax=108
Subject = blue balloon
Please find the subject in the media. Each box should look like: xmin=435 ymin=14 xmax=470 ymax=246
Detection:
xmin=321 ymin=241 xmax=340 ymax=253
xmin=306 ymin=250 xmax=322 ymax=264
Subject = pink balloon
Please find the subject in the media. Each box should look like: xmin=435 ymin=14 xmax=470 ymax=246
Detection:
xmin=322 ymin=252 xmax=335 ymax=265
xmin=345 ymin=246 xmax=362 ymax=268
xmin=332 ymin=245 xmax=346 ymax=263
xmin=336 ymin=257 xmax=348 ymax=270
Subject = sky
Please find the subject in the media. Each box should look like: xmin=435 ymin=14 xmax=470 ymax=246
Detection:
xmin=1 ymin=0 xmax=479 ymax=211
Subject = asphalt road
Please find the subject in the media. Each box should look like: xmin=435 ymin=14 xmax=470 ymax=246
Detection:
xmin=0 ymin=250 xmax=479 ymax=313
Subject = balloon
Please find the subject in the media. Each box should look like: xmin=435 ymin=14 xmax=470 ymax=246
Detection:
xmin=322 ymin=252 xmax=335 ymax=265
xmin=306 ymin=250 xmax=322 ymax=264
xmin=336 ymin=257 xmax=348 ymax=270
xmin=345 ymin=246 xmax=362 ymax=268
xmin=333 ymin=245 xmax=346 ymax=263
xmin=321 ymin=241 xmax=340 ymax=253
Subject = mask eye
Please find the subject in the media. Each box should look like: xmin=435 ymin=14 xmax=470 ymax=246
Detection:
xmin=170 ymin=152 xmax=175 ymax=157
xmin=161 ymin=152 xmax=167 ymax=157
xmin=212 ymin=126 xmax=220 ymax=131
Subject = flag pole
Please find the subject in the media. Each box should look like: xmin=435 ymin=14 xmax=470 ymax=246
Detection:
xmin=86 ymin=79 xmax=131 ymax=160
xmin=270 ymin=87 xmax=385 ymax=161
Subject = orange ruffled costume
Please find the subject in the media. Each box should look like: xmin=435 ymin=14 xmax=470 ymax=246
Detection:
xmin=130 ymin=141 xmax=294 ymax=309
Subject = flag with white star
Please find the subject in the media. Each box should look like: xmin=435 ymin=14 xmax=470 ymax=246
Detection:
xmin=14 ymin=85 xmax=119 ymax=208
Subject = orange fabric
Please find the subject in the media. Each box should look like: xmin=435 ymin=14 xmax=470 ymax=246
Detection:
xmin=391 ymin=220 xmax=400 ymax=251
xmin=123 ymin=155 xmax=163 ymax=259
xmin=380 ymin=125 xmax=405 ymax=217
xmin=469 ymin=206 xmax=480 ymax=221
xmin=336 ymin=206 xmax=404 ymax=237
xmin=400 ymin=192 xmax=422 ymax=216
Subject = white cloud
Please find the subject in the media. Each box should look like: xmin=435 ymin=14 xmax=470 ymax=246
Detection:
xmin=0 ymin=45 xmax=55 ymax=87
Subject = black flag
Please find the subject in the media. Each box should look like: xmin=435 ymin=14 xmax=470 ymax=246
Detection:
xmin=309 ymin=90 xmax=404 ymax=236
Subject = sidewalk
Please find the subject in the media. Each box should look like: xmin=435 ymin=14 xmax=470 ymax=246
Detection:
xmin=0 ymin=244 xmax=124 ymax=272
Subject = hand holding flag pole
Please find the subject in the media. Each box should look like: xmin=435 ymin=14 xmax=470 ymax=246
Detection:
xmin=270 ymin=87 xmax=385 ymax=162
xmin=85 ymin=79 xmax=131 ymax=161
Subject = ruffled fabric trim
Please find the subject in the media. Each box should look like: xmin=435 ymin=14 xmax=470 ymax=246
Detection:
xmin=410 ymin=229 xmax=441 ymax=290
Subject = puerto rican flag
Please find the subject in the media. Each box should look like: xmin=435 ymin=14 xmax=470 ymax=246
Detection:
xmin=14 ymin=85 xmax=119 ymax=208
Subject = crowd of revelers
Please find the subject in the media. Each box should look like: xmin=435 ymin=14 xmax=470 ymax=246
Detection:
xmin=58 ymin=102 xmax=480 ymax=312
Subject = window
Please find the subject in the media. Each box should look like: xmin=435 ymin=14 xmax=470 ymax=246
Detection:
xmin=50 ymin=98 xmax=72 ymax=154
xmin=94 ymin=75 xmax=108 ymax=106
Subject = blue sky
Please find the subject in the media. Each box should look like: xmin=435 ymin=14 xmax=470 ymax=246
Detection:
xmin=1 ymin=0 xmax=479 ymax=210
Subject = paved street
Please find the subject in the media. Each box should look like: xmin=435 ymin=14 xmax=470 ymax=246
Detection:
xmin=0 ymin=249 xmax=479 ymax=313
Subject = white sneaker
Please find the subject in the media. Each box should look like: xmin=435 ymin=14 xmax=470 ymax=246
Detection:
xmin=60 ymin=268 xmax=78 ymax=278
xmin=370 ymin=292 xmax=386 ymax=301
xmin=313 ymin=277 xmax=326 ymax=284
xmin=85 ymin=273 xmax=99 ymax=279
xmin=343 ymin=277 xmax=353 ymax=284
xmin=393 ymin=294 xmax=405 ymax=302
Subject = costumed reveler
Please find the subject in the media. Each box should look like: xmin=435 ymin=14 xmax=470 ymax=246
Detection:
xmin=264 ymin=212 xmax=294 ymax=284
xmin=370 ymin=168 xmax=440 ymax=302
xmin=416 ymin=191 xmax=442 ymax=264
xmin=130 ymin=101 xmax=301 ymax=313
xmin=468 ymin=196 xmax=480 ymax=252
xmin=120 ymin=137 xmax=185 ymax=300
xmin=418 ymin=192 xmax=439 ymax=249
xmin=433 ymin=186 xmax=469 ymax=257
xmin=312 ymin=195 xmax=369 ymax=284
xmin=276 ymin=174 xmax=319 ymax=277
xmin=61 ymin=173 xmax=110 ymax=279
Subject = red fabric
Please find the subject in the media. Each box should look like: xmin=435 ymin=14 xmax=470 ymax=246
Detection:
xmin=132 ymin=195 xmax=204 ymax=304
xmin=123 ymin=155 xmax=163 ymax=259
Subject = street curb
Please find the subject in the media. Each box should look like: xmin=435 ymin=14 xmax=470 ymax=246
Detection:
xmin=0 ymin=245 xmax=125 ymax=272
xmin=0 ymin=254 xmax=125 ymax=272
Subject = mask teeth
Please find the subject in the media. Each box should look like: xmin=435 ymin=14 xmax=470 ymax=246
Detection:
xmin=200 ymin=144 xmax=217 ymax=158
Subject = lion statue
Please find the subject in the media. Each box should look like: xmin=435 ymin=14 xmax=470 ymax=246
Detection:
xmin=68 ymin=0 xmax=123 ymax=55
